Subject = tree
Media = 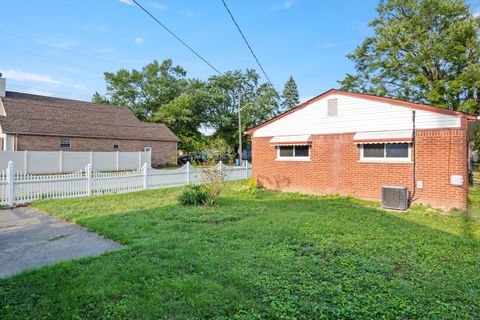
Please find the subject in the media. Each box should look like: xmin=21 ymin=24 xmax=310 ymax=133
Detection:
xmin=339 ymin=0 xmax=480 ymax=113
xmin=94 ymin=61 xmax=280 ymax=153
xmin=93 ymin=59 xmax=208 ymax=151
xmin=93 ymin=59 xmax=188 ymax=121
xmin=282 ymin=76 xmax=300 ymax=110
xmin=206 ymin=69 xmax=281 ymax=148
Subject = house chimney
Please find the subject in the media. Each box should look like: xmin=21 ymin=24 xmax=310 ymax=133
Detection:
xmin=0 ymin=73 xmax=5 ymax=98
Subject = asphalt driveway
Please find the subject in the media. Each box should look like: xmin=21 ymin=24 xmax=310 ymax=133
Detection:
xmin=0 ymin=207 xmax=121 ymax=278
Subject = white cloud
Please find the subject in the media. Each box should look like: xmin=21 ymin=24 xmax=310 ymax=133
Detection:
xmin=118 ymin=0 xmax=134 ymax=5
xmin=2 ymin=68 xmax=86 ymax=91
xmin=134 ymin=37 xmax=144 ymax=44
xmin=150 ymin=2 xmax=167 ymax=10
xmin=273 ymin=0 xmax=296 ymax=10
xmin=473 ymin=11 xmax=480 ymax=17
xmin=3 ymin=69 xmax=62 ymax=86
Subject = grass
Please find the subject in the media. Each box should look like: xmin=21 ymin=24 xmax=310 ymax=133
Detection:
xmin=1 ymin=182 xmax=479 ymax=319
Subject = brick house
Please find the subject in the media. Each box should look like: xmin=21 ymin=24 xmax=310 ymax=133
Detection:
xmin=246 ymin=89 xmax=479 ymax=211
xmin=0 ymin=85 xmax=178 ymax=167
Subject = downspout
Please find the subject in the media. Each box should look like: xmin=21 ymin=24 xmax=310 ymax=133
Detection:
xmin=410 ymin=110 xmax=416 ymax=206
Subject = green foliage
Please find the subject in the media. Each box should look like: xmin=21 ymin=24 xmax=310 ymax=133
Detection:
xmin=92 ymin=59 xmax=188 ymax=121
xmin=177 ymin=184 xmax=209 ymax=206
xmin=2 ymin=182 xmax=478 ymax=318
xmin=282 ymin=75 xmax=300 ymax=110
xmin=248 ymin=177 xmax=258 ymax=190
xmin=339 ymin=0 xmax=480 ymax=113
xmin=205 ymin=70 xmax=281 ymax=148
xmin=94 ymin=60 xmax=281 ymax=153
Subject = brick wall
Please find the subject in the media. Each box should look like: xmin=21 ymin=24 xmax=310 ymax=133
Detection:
xmin=16 ymin=135 xmax=177 ymax=167
xmin=252 ymin=128 xmax=468 ymax=211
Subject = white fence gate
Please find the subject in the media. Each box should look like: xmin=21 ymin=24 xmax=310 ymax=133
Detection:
xmin=0 ymin=161 xmax=252 ymax=206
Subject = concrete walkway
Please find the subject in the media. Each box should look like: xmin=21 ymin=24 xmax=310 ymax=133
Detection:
xmin=0 ymin=207 xmax=121 ymax=278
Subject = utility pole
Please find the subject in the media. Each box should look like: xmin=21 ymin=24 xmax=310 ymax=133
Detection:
xmin=237 ymin=92 xmax=242 ymax=166
xmin=237 ymin=93 xmax=253 ymax=166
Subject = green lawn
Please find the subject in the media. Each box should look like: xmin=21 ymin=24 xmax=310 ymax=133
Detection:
xmin=1 ymin=182 xmax=479 ymax=319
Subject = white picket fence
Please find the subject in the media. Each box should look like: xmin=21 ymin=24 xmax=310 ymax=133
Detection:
xmin=0 ymin=161 xmax=252 ymax=206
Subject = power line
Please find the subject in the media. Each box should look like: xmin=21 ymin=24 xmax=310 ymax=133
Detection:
xmin=7 ymin=83 xmax=92 ymax=101
xmin=220 ymin=0 xmax=274 ymax=87
xmin=131 ymin=0 xmax=223 ymax=75
xmin=0 ymin=29 xmax=116 ymax=66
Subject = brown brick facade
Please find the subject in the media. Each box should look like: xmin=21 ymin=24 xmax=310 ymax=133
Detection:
xmin=15 ymin=134 xmax=177 ymax=167
xmin=252 ymin=128 xmax=468 ymax=211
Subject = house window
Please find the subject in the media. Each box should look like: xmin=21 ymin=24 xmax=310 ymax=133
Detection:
xmin=113 ymin=141 xmax=120 ymax=150
xmin=277 ymin=145 xmax=310 ymax=160
xmin=60 ymin=138 xmax=71 ymax=148
xmin=361 ymin=143 xmax=410 ymax=161
xmin=327 ymin=99 xmax=338 ymax=116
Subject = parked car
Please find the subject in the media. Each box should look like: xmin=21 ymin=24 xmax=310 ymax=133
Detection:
xmin=177 ymin=153 xmax=206 ymax=165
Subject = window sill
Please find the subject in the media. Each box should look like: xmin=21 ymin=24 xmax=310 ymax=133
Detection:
xmin=276 ymin=157 xmax=311 ymax=162
xmin=358 ymin=159 xmax=412 ymax=164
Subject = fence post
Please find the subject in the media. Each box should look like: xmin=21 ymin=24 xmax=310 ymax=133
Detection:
xmin=6 ymin=161 xmax=14 ymax=207
xmin=59 ymin=150 xmax=63 ymax=173
xmin=86 ymin=163 xmax=92 ymax=197
xmin=142 ymin=162 xmax=148 ymax=190
xmin=186 ymin=161 xmax=190 ymax=184
xmin=245 ymin=160 xmax=248 ymax=179
xmin=116 ymin=151 xmax=120 ymax=171
xmin=24 ymin=150 xmax=28 ymax=173
xmin=89 ymin=151 xmax=93 ymax=170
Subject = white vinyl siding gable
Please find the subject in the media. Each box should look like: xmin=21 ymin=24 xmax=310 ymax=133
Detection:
xmin=253 ymin=94 xmax=461 ymax=137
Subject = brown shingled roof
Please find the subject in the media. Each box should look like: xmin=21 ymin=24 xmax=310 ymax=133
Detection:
xmin=0 ymin=91 xmax=179 ymax=142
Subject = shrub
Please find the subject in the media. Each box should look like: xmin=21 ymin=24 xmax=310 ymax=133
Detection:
xmin=177 ymin=184 xmax=209 ymax=206
xmin=248 ymin=177 xmax=258 ymax=190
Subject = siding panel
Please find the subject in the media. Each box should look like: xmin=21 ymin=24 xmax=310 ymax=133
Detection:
xmin=253 ymin=94 xmax=461 ymax=137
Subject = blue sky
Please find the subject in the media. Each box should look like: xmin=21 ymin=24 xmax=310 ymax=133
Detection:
xmin=1 ymin=0 xmax=479 ymax=102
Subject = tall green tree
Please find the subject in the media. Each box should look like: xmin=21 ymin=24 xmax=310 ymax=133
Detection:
xmin=339 ymin=0 xmax=480 ymax=113
xmin=282 ymin=75 xmax=300 ymax=110
xmin=94 ymin=61 xmax=280 ymax=152
xmin=93 ymin=59 xmax=188 ymax=121
xmin=206 ymin=70 xmax=280 ymax=148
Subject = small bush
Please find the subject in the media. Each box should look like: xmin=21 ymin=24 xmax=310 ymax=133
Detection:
xmin=177 ymin=184 xmax=209 ymax=206
xmin=248 ymin=177 xmax=258 ymax=190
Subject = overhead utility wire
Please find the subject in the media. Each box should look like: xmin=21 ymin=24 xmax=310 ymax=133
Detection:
xmin=220 ymin=0 xmax=274 ymax=87
xmin=131 ymin=0 xmax=223 ymax=75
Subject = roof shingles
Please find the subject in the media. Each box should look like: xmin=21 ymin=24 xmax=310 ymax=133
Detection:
xmin=0 ymin=91 xmax=178 ymax=142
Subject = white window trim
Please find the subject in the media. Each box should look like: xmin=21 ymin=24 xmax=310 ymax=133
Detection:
xmin=359 ymin=143 xmax=412 ymax=163
xmin=276 ymin=145 xmax=311 ymax=161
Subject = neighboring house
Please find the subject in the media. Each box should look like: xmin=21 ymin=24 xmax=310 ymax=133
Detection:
xmin=246 ymin=89 xmax=479 ymax=211
xmin=0 ymin=79 xmax=178 ymax=167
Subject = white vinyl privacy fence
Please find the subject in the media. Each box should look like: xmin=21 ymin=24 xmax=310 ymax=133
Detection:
xmin=0 ymin=151 xmax=151 ymax=174
xmin=0 ymin=161 xmax=251 ymax=206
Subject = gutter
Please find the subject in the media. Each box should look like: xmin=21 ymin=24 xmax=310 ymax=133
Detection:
xmin=1 ymin=131 xmax=179 ymax=143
